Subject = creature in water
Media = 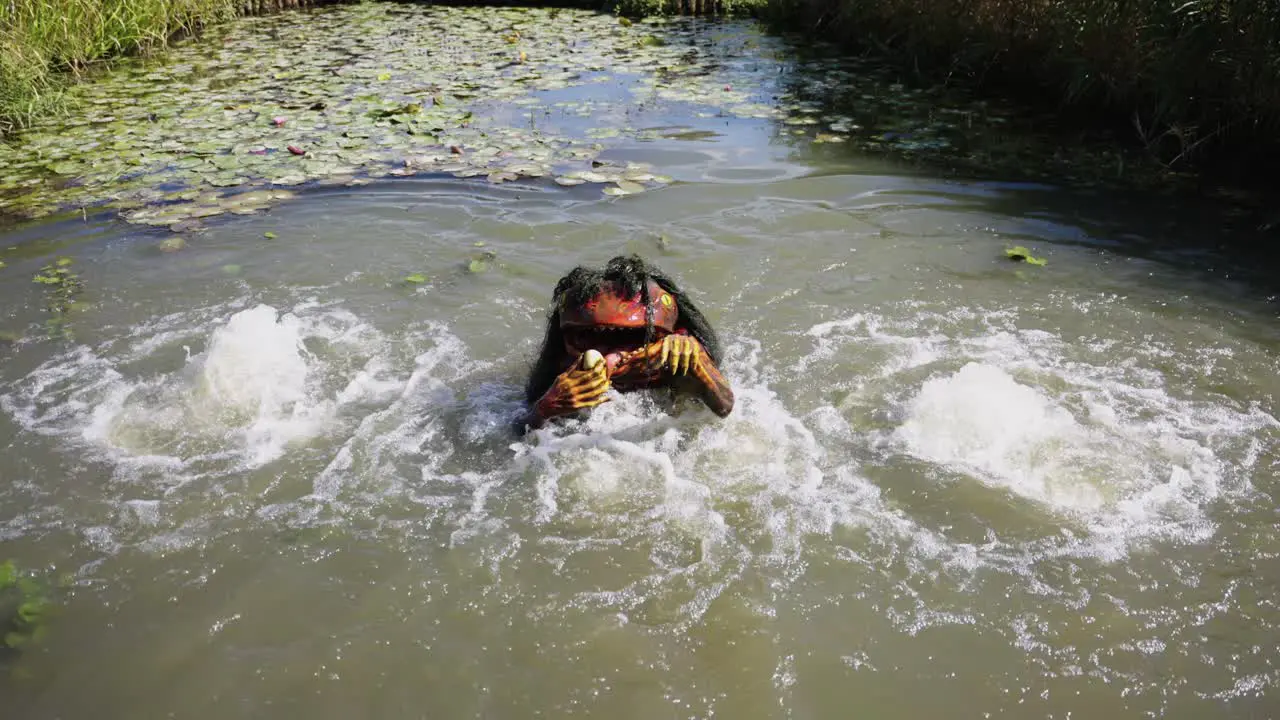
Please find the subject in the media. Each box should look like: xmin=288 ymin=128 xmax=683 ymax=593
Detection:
xmin=519 ymin=254 xmax=735 ymax=430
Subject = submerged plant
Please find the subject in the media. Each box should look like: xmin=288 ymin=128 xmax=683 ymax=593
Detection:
xmin=0 ymin=560 xmax=56 ymax=656
xmin=31 ymin=257 xmax=85 ymax=339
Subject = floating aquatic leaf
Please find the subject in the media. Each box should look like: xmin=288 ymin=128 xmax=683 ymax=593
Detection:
xmin=49 ymin=161 xmax=82 ymax=175
xmin=404 ymin=273 xmax=427 ymax=284
xmin=615 ymin=180 xmax=645 ymax=194
xmin=554 ymin=176 xmax=585 ymax=186
xmin=158 ymin=237 xmax=186 ymax=253
xmin=263 ymin=231 xmax=277 ymax=239
xmin=367 ymin=103 xmax=422 ymax=119
xmin=222 ymin=264 xmax=242 ymax=276
xmin=1005 ymin=246 xmax=1047 ymax=266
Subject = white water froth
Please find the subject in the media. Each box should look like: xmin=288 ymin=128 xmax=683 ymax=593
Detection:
xmin=805 ymin=305 xmax=1279 ymax=559
xmin=897 ymin=361 xmax=1124 ymax=510
xmin=3 ymin=302 xmax=396 ymax=480
xmin=3 ymin=294 xmax=1276 ymax=640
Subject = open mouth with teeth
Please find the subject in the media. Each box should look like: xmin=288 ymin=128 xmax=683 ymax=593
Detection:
xmin=562 ymin=325 xmax=670 ymax=372
xmin=559 ymin=278 xmax=678 ymax=374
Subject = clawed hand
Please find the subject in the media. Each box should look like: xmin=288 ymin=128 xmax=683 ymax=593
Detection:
xmin=612 ymin=333 xmax=733 ymax=417
xmin=533 ymin=354 xmax=611 ymax=420
xmin=533 ymin=333 xmax=734 ymax=422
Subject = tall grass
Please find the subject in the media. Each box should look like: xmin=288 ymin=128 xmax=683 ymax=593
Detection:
xmin=758 ymin=0 xmax=1280 ymax=174
xmin=0 ymin=0 xmax=319 ymax=134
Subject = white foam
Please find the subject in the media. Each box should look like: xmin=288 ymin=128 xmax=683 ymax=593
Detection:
xmin=802 ymin=302 xmax=1279 ymax=561
xmin=3 ymin=301 xmax=396 ymax=479
xmin=895 ymin=362 xmax=1111 ymax=510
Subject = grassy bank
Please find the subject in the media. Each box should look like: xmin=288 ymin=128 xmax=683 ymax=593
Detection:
xmin=0 ymin=0 xmax=324 ymax=134
xmin=755 ymin=0 xmax=1280 ymax=181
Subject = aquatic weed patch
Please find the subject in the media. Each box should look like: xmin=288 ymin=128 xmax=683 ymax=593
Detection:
xmin=32 ymin=257 xmax=85 ymax=340
xmin=0 ymin=4 xmax=1164 ymax=231
xmin=0 ymin=5 xmax=739 ymax=227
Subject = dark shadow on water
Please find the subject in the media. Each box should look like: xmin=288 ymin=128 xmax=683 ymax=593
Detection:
xmin=748 ymin=28 xmax=1280 ymax=300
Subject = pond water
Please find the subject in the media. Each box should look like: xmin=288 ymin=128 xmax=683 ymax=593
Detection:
xmin=2 ymin=4 xmax=1279 ymax=719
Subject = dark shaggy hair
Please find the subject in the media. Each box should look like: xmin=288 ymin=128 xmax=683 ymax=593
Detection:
xmin=524 ymin=254 xmax=723 ymax=405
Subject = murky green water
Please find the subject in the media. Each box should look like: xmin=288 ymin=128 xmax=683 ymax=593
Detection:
xmin=2 ymin=4 xmax=1279 ymax=719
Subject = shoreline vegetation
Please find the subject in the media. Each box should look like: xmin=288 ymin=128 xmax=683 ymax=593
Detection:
xmin=0 ymin=0 xmax=331 ymax=135
xmin=751 ymin=0 xmax=1280 ymax=190
xmin=3 ymin=0 xmax=1279 ymax=192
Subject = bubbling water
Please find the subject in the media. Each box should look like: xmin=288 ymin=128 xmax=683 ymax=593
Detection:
xmin=5 ymin=302 xmax=395 ymax=478
xmin=1 ymin=294 xmax=1275 ymax=640
xmin=802 ymin=302 xmax=1278 ymax=562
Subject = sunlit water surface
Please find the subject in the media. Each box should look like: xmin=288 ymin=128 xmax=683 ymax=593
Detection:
xmin=2 ymin=10 xmax=1280 ymax=720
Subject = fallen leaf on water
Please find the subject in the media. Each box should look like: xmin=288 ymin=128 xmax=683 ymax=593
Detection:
xmin=158 ymin=237 xmax=186 ymax=253
xmin=287 ymin=145 xmax=306 ymax=156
